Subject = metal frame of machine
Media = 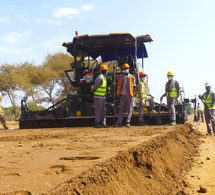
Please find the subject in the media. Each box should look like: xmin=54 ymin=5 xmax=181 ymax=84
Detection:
xmin=19 ymin=32 xmax=187 ymax=129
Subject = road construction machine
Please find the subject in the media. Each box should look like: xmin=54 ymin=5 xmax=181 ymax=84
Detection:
xmin=19 ymin=32 xmax=188 ymax=129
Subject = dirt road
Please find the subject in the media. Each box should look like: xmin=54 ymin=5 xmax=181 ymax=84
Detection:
xmin=185 ymin=121 xmax=215 ymax=194
xmin=0 ymin=119 xmax=214 ymax=195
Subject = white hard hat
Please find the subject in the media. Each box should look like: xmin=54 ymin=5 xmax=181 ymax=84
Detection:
xmin=205 ymin=82 xmax=211 ymax=87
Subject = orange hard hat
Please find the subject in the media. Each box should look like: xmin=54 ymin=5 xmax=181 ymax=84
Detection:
xmin=122 ymin=63 xmax=130 ymax=69
xmin=139 ymin=71 xmax=147 ymax=77
xmin=100 ymin=64 xmax=108 ymax=71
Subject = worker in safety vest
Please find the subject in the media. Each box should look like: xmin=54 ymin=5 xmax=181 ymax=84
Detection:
xmin=197 ymin=103 xmax=204 ymax=123
xmin=0 ymin=92 xmax=8 ymax=130
xmin=160 ymin=71 xmax=180 ymax=125
xmin=92 ymin=64 xmax=108 ymax=128
xmin=136 ymin=71 xmax=154 ymax=126
xmin=198 ymin=82 xmax=215 ymax=135
xmin=116 ymin=63 xmax=136 ymax=127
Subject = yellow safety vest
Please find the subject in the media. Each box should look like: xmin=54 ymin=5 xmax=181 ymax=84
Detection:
xmin=197 ymin=107 xmax=203 ymax=114
xmin=203 ymin=92 xmax=215 ymax=110
xmin=94 ymin=75 xmax=107 ymax=97
xmin=136 ymin=81 xmax=147 ymax=102
xmin=166 ymin=80 xmax=178 ymax=98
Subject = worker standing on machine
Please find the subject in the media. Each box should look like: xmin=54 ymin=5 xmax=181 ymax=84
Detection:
xmin=198 ymin=82 xmax=215 ymax=135
xmin=115 ymin=63 xmax=136 ymax=127
xmin=73 ymin=56 xmax=86 ymax=81
xmin=160 ymin=71 xmax=180 ymax=125
xmin=92 ymin=64 xmax=108 ymax=128
xmin=136 ymin=71 xmax=153 ymax=126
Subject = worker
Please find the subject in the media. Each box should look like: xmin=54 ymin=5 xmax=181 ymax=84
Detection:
xmin=0 ymin=92 xmax=8 ymax=130
xmin=160 ymin=71 xmax=180 ymax=125
xmin=92 ymin=64 xmax=108 ymax=128
xmin=197 ymin=103 xmax=204 ymax=123
xmin=73 ymin=56 xmax=85 ymax=81
xmin=136 ymin=71 xmax=154 ymax=126
xmin=115 ymin=63 xmax=136 ymax=127
xmin=198 ymin=82 xmax=215 ymax=135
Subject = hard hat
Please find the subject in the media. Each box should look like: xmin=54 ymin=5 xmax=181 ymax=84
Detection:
xmin=139 ymin=71 xmax=147 ymax=77
xmin=143 ymin=107 xmax=147 ymax=112
xmin=205 ymin=82 xmax=211 ymax=87
xmin=167 ymin=71 xmax=174 ymax=76
xmin=76 ymin=110 xmax=82 ymax=116
xmin=122 ymin=63 xmax=130 ymax=69
xmin=100 ymin=64 xmax=108 ymax=71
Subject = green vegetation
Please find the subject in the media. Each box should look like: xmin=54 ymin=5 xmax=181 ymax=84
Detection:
xmin=0 ymin=52 xmax=75 ymax=119
xmin=185 ymin=102 xmax=194 ymax=115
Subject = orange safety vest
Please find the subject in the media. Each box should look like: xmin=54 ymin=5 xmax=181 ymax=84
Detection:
xmin=116 ymin=74 xmax=135 ymax=97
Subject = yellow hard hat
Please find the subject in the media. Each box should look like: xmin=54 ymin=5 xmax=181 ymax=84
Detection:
xmin=167 ymin=71 xmax=174 ymax=76
xmin=100 ymin=64 xmax=108 ymax=71
xmin=122 ymin=63 xmax=130 ymax=69
xmin=139 ymin=71 xmax=147 ymax=77
xmin=76 ymin=110 xmax=82 ymax=116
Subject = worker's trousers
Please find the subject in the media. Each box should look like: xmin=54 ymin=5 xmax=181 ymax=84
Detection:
xmin=167 ymin=97 xmax=176 ymax=123
xmin=0 ymin=114 xmax=7 ymax=129
xmin=117 ymin=95 xmax=133 ymax=124
xmin=94 ymin=97 xmax=106 ymax=125
xmin=138 ymin=100 xmax=145 ymax=123
xmin=204 ymin=109 xmax=215 ymax=135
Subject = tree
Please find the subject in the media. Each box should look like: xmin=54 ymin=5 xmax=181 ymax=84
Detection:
xmin=14 ymin=62 xmax=43 ymax=110
xmin=185 ymin=102 xmax=193 ymax=114
xmin=0 ymin=52 xmax=79 ymax=114
xmin=0 ymin=63 xmax=20 ymax=119
xmin=41 ymin=52 xmax=74 ymax=104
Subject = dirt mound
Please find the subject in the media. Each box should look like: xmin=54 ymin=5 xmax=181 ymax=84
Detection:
xmin=48 ymin=123 xmax=200 ymax=195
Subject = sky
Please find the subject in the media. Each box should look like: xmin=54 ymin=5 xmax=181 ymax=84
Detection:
xmin=1 ymin=0 xmax=215 ymax=107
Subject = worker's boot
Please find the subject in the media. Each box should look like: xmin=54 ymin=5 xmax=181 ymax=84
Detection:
xmin=3 ymin=125 xmax=8 ymax=130
xmin=138 ymin=122 xmax=147 ymax=126
xmin=100 ymin=123 xmax=108 ymax=128
xmin=126 ymin=122 xmax=131 ymax=127
xmin=94 ymin=123 xmax=102 ymax=128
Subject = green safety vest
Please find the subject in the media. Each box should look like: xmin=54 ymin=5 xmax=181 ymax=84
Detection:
xmin=136 ymin=81 xmax=147 ymax=102
xmin=94 ymin=75 xmax=107 ymax=97
xmin=165 ymin=80 xmax=178 ymax=98
xmin=203 ymin=92 xmax=215 ymax=110
xmin=197 ymin=107 xmax=203 ymax=114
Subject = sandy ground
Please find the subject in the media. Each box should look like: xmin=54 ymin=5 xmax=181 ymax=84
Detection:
xmin=185 ymin=121 xmax=215 ymax=194
xmin=0 ymin=117 xmax=214 ymax=195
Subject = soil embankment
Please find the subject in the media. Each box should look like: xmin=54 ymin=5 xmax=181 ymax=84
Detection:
xmin=0 ymin=121 xmax=204 ymax=194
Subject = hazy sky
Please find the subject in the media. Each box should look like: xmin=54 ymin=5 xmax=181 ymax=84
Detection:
xmin=0 ymin=0 xmax=215 ymax=106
